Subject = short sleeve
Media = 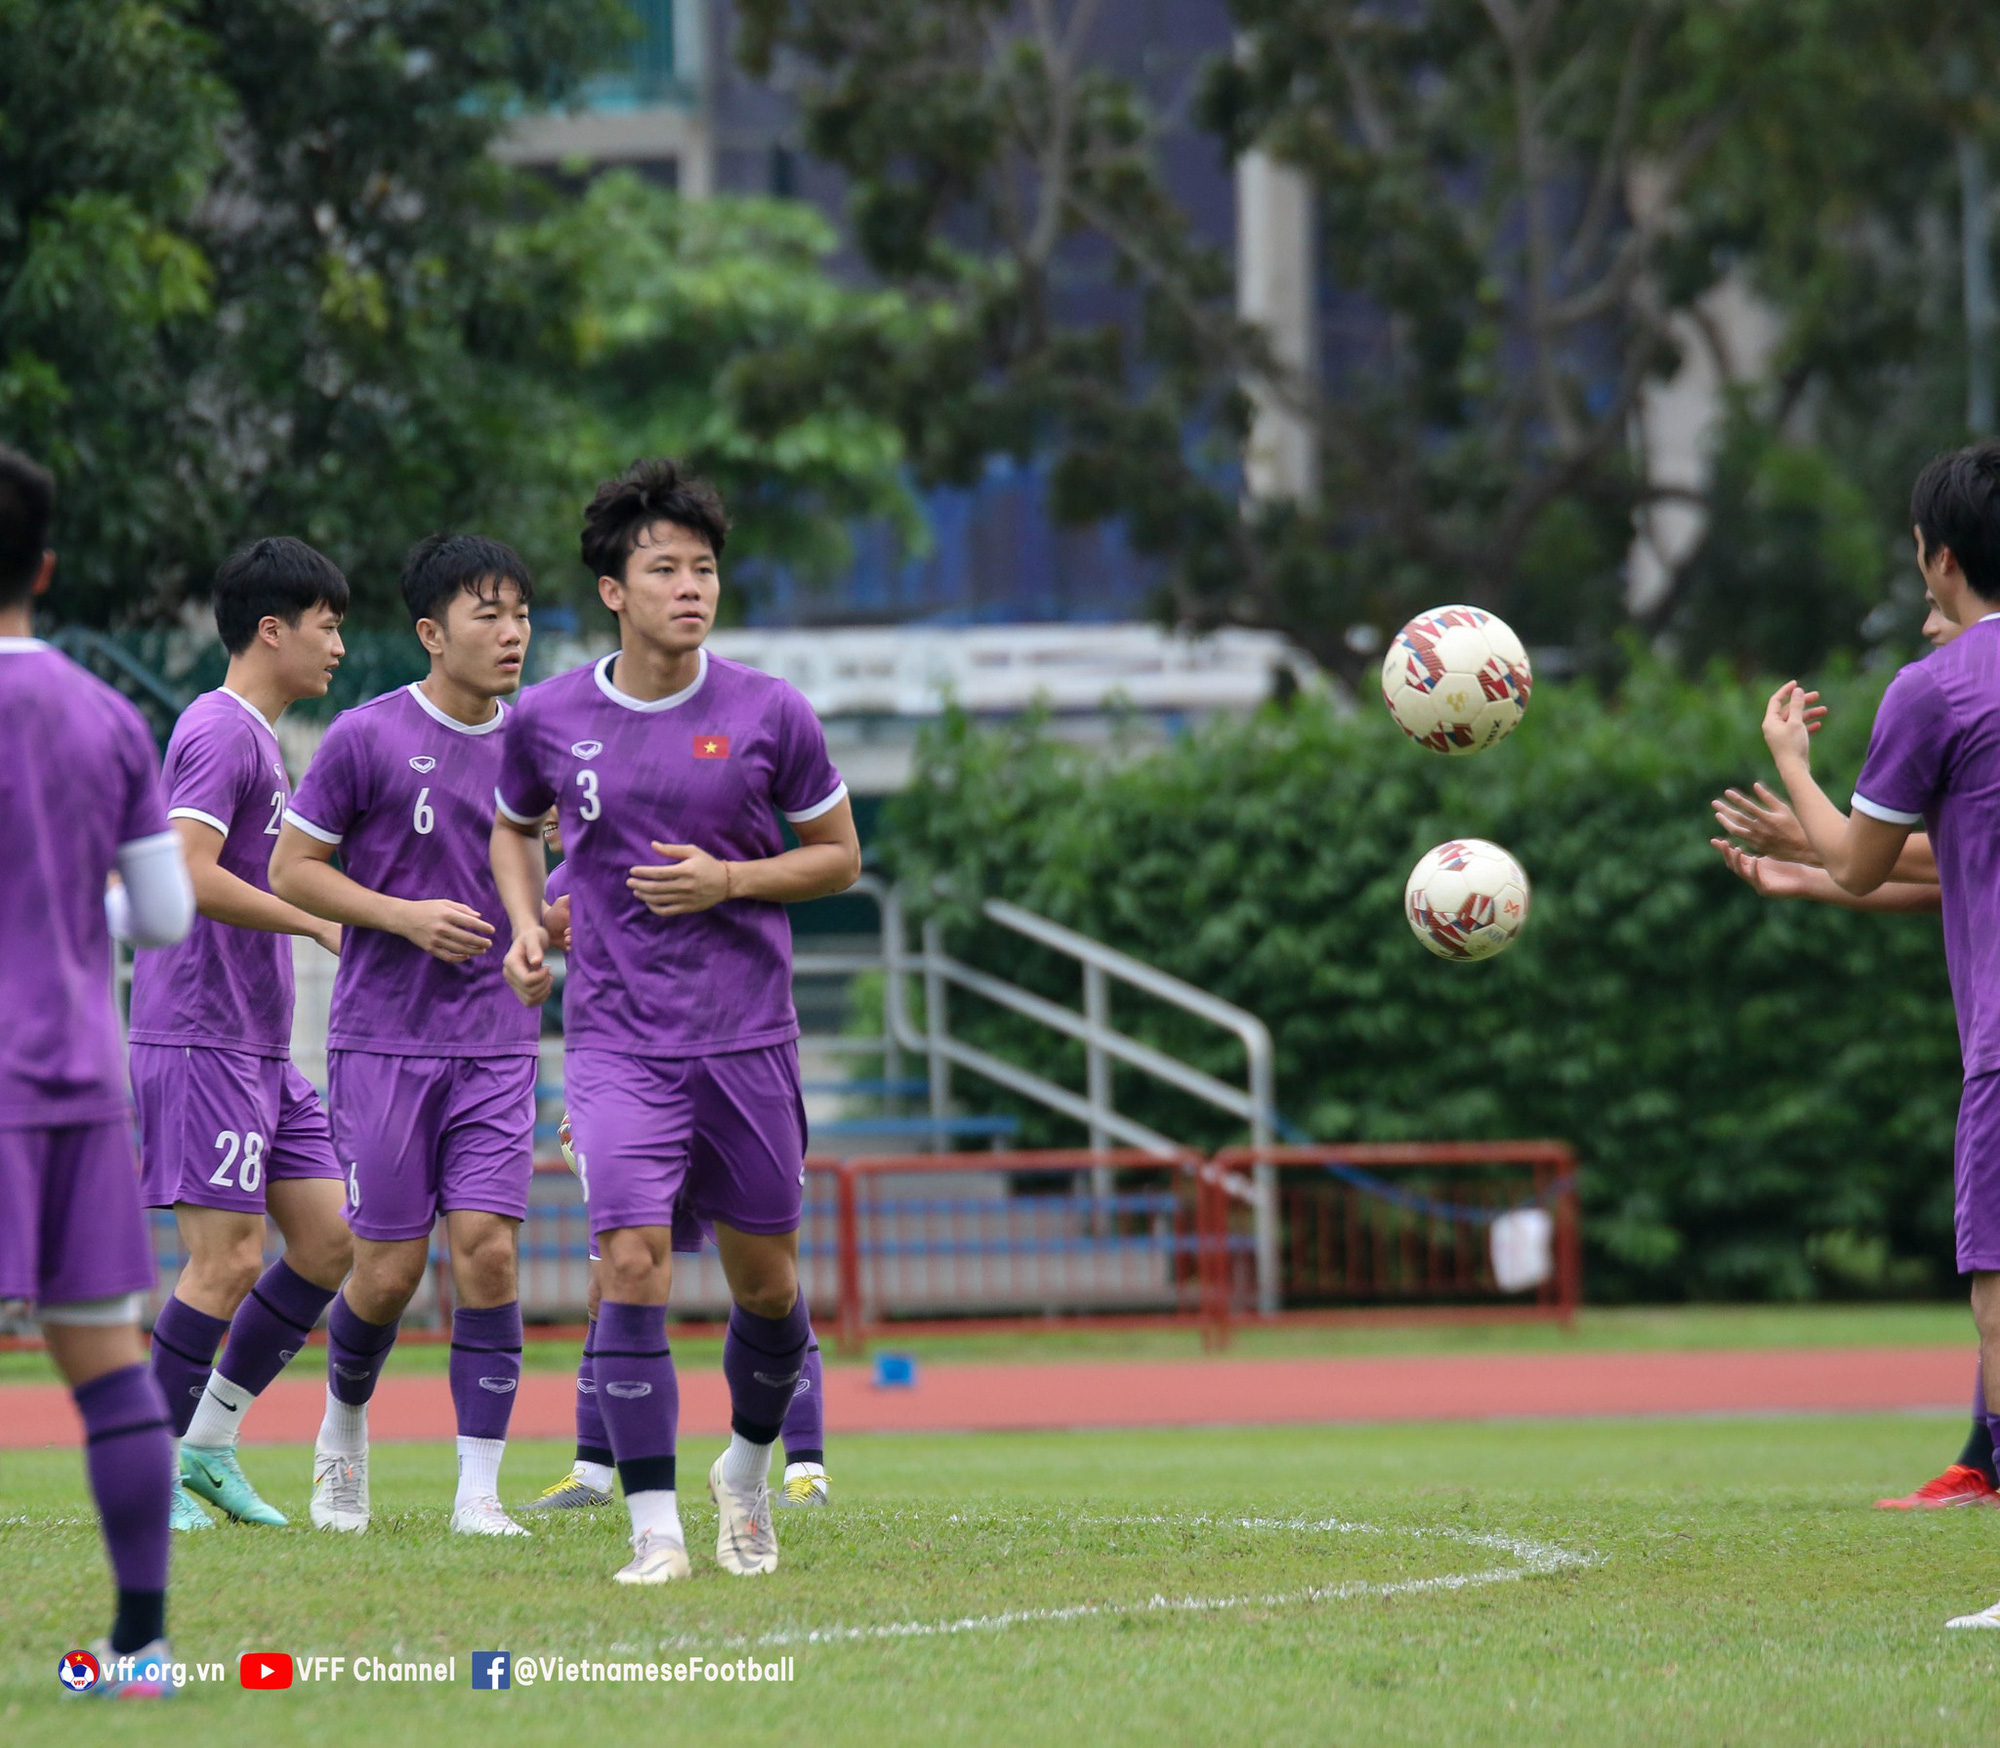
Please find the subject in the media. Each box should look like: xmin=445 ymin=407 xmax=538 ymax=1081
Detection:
xmin=772 ymin=685 xmax=846 ymax=823
xmin=1853 ymin=663 xmax=1954 ymax=825
xmin=113 ymin=698 xmax=170 ymax=847
xmin=286 ymin=715 xmax=363 ymax=845
xmin=165 ymin=713 xmax=256 ymax=837
xmin=543 ymin=860 xmax=570 ymax=904
xmin=495 ymin=695 xmax=556 ymax=825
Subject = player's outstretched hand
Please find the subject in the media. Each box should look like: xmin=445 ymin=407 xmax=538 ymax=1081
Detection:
xmin=628 ymin=843 xmax=731 ymax=917
xmin=503 ymin=925 xmax=554 ymax=1006
xmin=1711 ymin=781 xmax=1819 ymax=865
xmin=543 ymin=893 xmax=572 ymax=953
xmin=1760 ymin=681 xmax=1821 ymax=766
xmin=398 ymin=898 xmax=496 ymax=964
xmin=1711 ymin=838 xmax=1815 ymax=899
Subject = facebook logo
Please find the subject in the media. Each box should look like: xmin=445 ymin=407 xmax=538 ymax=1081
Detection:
xmin=472 ymin=1652 xmax=510 ymax=1690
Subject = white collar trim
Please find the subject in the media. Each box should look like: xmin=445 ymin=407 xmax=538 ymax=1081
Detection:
xmin=594 ymin=647 xmax=707 ymax=713
xmin=406 ymin=682 xmax=506 ymax=736
xmin=1979 ymin=612 xmax=2000 ymax=624
xmin=0 ymin=636 xmax=46 ymax=652
xmin=219 ymin=685 xmax=279 ymax=731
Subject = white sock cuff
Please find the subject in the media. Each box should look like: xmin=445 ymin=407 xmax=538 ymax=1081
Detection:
xmin=318 ymin=1387 xmax=368 ymax=1456
xmin=456 ymin=1435 xmax=506 ymax=1502
xmin=184 ymin=1370 xmax=254 ymax=1450
xmin=626 ymin=1487 xmax=682 ymax=1543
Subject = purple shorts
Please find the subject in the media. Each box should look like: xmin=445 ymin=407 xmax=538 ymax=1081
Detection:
xmin=1956 ymin=1071 xmax=2000 ymax=1273
xmin=0 ymin=1122 xmax=156 ymax=1308
xmin=132 ymin=1044 xmax=343 ymax=1214
xmin=330 ymin=1051 xmax=536 ymax=1242
xmin=565 ymin=1043 xmax=806 ymax=1240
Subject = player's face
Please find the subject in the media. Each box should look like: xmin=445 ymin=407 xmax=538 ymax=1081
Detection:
xmin=542 ymin=809 xmax=564 ymax=856
xmin=602 ymin=520 xmax=717 ymax=657
xmin=270 ymin=603 xmax=345 ymax=699
xmin=426 ymin=577 xmax=531 ymax=699
xmin=1922 ymin=599 xmax=1964 ymax=649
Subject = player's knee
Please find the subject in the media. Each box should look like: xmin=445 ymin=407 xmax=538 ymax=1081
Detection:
xmin=733 ymin=1273 xmax=798 ymax=1322
xmin=351 ymin=1247 xmax=426 ymax=1315
xmin=185 ymin=1236 xmax=265 ymax=1307
xmin=288 ymin=1223 xmax=354 ymax=1288
xmin=456 ymin=1237 xmax=518 ymax=1306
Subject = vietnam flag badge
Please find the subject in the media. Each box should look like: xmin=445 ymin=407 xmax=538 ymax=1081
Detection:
xmin=693 ymin=734 xmax=731 ymax=759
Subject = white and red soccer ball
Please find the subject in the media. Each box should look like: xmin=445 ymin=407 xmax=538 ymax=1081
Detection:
xmin=1404 ymin=839 xmax=1531 ymax=962
xmin=1381 ymin=605 xmax=1532 ymax=755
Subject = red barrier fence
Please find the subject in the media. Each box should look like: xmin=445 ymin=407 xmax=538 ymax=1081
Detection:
xmin=97 ymin=1142 xmax=1579 ymax=1354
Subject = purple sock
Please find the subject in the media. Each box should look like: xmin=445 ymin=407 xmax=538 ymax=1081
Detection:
xmin=781 ymin=1332 xmax=824 ymax=1467
xmin=575 ymin=1316 xmax=611 ymax=1467
xmin=593 ymin=1300 xmax=678 ymax=1496
xmin=74 ymin=1363 xmax=173 ymax=1653
xmin=450 ymin=1303 xmax=523 ymax=1442
xmin=217 ymin=1260 xmax=336 ymax=1397
xmin=723 ymin=1294 xmax=812 ymax=1446
xmin=148 ymin=1296 xmax=229 ymax=1438
xmin=327 ymin=1293 xmax=400 ymax=1406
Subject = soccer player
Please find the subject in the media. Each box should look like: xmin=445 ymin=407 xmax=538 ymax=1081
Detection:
xmin=524 ymin=849 xmax=834 ymax=1514
xmin=268 ymin=534 xmax=538 ymax=1536
xmin=128 ymin=538 xmax=353 ymax=1531
xmin=1754 ymin=442 xmax=2000 ymax=1625
xmin=492 ymin=458 xmax=859 ymax=1581
xmin=0 ymin=444 xmax=194 ymax=1692
xmin=1712 ymin=610 xmax=1995 ymax=1510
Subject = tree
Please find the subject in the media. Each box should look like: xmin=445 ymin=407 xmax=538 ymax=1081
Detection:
xmin=741 ymin=0 xmax=2000 ymax=678
xmin=0 ymin=1 xmax=225 ymax=624
xmin=1 ymin=1 xmax=929 ymax=627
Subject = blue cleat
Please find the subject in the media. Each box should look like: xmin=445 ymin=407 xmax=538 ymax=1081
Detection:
xmin=169 ymin=1482 xmax=214 ymax=1532
xmin=181 ymin=1445 xmax=288 ymax=1527
xmin=82 ymin=1639 xmax=177 ymax=1698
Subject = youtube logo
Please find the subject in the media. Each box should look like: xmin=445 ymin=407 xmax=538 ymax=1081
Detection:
xmin=240 ymin=1652 xmax=294 ymax=1690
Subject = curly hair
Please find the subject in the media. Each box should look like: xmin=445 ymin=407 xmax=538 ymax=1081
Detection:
xmin=580 ymin=458 xmax=730 ymax=582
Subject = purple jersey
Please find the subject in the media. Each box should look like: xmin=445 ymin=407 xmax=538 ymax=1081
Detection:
xmin=1853 ymin=614 xmax=2000 ymax=1075
xmin=129 ymin=688 xmax=296 ymax=1055
xmin=0 ymin=639 xmax=169 ymax=1126
xmin=495 ymin=649 xmax=845 ymax=1056
xmin=286 ymin=684 xmax=537 ymax=1056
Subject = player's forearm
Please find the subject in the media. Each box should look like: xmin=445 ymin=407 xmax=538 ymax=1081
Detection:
xmin=270 ymin=853 xmax=409 ymax=936
xmin=727 ymin=842 xmax=861 ymax=904
xmin=1778 ymin=866 xmax=1943 ymax=912
xmin=188 ymin=858 xmax=335 ymax=938
xmin=1892 ymin=834 xmax=1939 ymax=885
xmin=491 ymin=816 xmax=547 ymax=936
xmin=1773 ymin=757 xmax=1875 ymax=892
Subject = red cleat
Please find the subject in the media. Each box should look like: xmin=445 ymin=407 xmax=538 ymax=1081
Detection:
xmin=1875 ymin=1464 xmax=2000 ymax=1510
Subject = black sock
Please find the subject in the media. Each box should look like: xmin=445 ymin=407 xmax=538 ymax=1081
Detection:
xmin=110 ymin=1587 xmax=165 ymax=1655
xmin=785 ymin=1447 xmax=825 ymax=1469
xmin=1957 ymin=1416 xmax=1997 ymax=1485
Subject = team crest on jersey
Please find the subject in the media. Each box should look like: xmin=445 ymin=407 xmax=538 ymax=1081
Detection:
xmin=694 ymin=735 xmax=730 ymax=759
xmin=409 ymin=756 xmax=436 ymax=773
xmin=571 ymin=739 xmax=603 ymax=759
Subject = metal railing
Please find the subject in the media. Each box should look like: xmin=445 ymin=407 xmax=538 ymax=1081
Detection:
xmin=880 ymin=883 xmax=1281 ymax=1310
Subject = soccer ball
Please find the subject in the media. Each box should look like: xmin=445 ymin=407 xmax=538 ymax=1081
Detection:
xmin=1404 ymin=839 xmax=1531 ymax=961
xmin=1381 ymin=605 xmax=1532 ymax=754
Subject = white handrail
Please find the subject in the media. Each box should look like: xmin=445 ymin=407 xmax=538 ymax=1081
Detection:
xmin=880 ymin=881 xmax=1280 ymax=1311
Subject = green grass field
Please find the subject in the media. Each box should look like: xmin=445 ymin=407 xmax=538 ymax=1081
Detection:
xmin=4 ymin=1412 xmax=2000 ymax=1747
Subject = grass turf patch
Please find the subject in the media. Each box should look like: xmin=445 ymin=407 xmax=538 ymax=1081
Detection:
xmin=3 ymin=1417 xmax=1999 ymax=1746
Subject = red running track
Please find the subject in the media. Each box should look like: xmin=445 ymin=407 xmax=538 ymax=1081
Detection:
xmin=0 ymin=1345 xmax=1975 ymax=1448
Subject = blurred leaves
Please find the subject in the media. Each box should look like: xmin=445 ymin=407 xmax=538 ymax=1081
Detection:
xmin=882 ymin=658 xmax=1961 ymax=1302
xmin=0 ymin=1 xmax=928 ymax=625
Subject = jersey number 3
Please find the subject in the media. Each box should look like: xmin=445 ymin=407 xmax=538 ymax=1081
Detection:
xmin=576 ymin=768 xmax=601 ymax=821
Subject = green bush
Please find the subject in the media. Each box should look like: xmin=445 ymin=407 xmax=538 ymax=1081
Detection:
xmin=877 ymin=660 xmax=1961 ymax=1303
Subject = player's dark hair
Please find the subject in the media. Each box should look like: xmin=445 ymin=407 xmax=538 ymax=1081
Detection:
xmin=0 ymin=444 xmax=55 ymax=608
xmin=399 ymin=532 xmax=535 ymax=626
xmin=212 ymin=536 xmax=350 ymax=654
xmin=580 ymin=457 xmax=729 ymax=583
xmin=1912 ymin=441 xmax=2000 ymax=601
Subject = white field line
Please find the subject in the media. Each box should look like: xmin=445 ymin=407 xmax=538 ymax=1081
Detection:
xmin=621 ymin=1511 xmax=1599 ymax=1655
